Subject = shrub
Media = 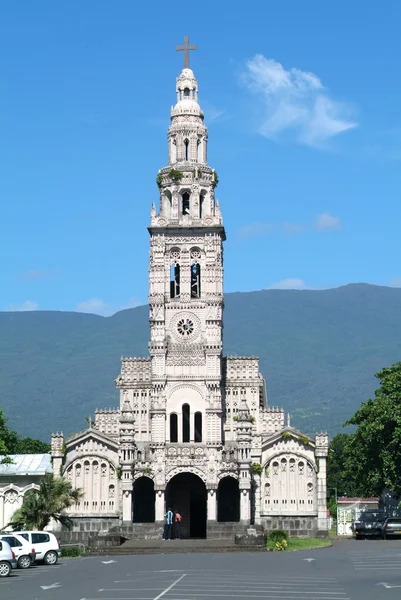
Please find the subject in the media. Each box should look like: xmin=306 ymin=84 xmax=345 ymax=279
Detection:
xmin=251 ymin=463 xmax=263 ymax=475
xmin=61 ymin=545 xmax=83 ymax=557
xmin=268 ymin=529 xmax=288 ymax=544
xmin=274 ymin=539 xmax=288 ymax=551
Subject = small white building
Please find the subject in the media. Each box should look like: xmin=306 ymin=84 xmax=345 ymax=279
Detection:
xmin=336 ymin=497 xmax=380 ymax=535
xmin=0 ymin=454 xmax=52 ymax=531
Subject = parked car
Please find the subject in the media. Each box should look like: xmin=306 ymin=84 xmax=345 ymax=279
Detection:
xmin=382 ymin=517 xmax=401 ymax=539
xmin=16 ymin=531 xmax=61 ymax=565
xmin=354 ymin=513 xmax=385 ymax=539
xmin=0 ymin=539 xmax=18 ymax=577
xmin=0 ymin=534 xmax=35 ymax=569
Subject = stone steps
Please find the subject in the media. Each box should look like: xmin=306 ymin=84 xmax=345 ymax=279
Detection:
xmin=88 ymin=539 xmax=266 ymax=555
xmin=108 ymin=522 xmax=261 ymax=540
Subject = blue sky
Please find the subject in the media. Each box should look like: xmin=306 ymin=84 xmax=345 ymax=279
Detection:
xmin=1 ymin=1 xmax=400 ymax=315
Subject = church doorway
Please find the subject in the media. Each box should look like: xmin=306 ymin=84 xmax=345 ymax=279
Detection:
xmin=133 ymin=477 xmax=155 ymax=523
xmin=217 ymin=476 xmax=240 ymax=522
xmin=166 ymin=473 xmax=207 ymax=538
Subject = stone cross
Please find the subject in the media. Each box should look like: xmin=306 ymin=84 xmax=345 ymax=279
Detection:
xmin=176 ymin=36 xmax=197 ymax=69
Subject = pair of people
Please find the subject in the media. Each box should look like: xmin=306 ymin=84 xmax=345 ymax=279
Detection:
xmin=163 ymin=508 xmax=182 ymax=539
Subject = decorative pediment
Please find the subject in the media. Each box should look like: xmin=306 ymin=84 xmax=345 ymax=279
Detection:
xmin=261 ymin=426 xmax=315 ymax=452
xmin=66 ymin=428 xmax=119 ymax=454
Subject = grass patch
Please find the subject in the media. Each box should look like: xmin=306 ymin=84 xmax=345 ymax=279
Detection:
xmin=267 ymin=537 xmax=331 ymax=551
xmin=61 ymin=545 xmax=84 ymax=557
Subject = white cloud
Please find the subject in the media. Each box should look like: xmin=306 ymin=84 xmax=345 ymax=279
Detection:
xmin=389 ymin=277 xmax=401 ymax=288
xmin=5 ymin=300 xmax=39 ymax=311
xmin=267 ymin=278 xmax=309 ymax=290
xmin=238 ymin=212 xmax=342 ymax=239
xmin=314 ymin=213 xmax=342 ymax=231
xmin=242 ymin=55 xmax=357 ymax=147
xmin=75 ymin=297 xmax=141 ymax=317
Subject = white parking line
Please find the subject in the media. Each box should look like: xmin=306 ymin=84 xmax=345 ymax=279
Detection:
xmin=164 ymin=596 xmax=349 ymax=599
xmin=168 ymin=587 xmax=346 ymax=594
xmin=100 ymin=589 xmax=171 ymax=593
xmin=153 ymin=574 xmax=187 ymax=600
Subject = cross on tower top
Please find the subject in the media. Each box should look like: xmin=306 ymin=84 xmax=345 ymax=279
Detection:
xmin=176 ymin=36 xmax=197 ymax=69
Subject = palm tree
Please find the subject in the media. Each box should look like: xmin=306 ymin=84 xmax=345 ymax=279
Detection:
xmin=9 ymin=473 xmax=82 ymax=531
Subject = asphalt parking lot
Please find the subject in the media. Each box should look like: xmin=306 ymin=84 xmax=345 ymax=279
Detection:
xmin=1 ymin=539 xmax=401 ymax=600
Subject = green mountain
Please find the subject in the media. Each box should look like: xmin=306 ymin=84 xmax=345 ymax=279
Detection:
xmin=1 ymin=283 xmax=400 ymax=442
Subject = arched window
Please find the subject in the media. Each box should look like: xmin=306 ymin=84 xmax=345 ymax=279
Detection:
xmin=200 ymin=192 xmax=205 ymax=218
xmin=191 ymin=263 xmax=201 ymax=298
xmin=182 ymin=192 xmax=190 ymax=215
xmin=184 ymin=139 xmax=189 ymax=161
xmin=170 ymin=413 xmax=178 ymax=443
xmin=197 ymin=138 xmax=202 ymax=162
xmin=170 ymin=263 xmax=180 ymax=298
xmin=182 ymin=403 xmax=190 ymax=443
xmin=171 ymin=139 xmax=177 ymax=163
xmin=194 ymin=412 xmax=202 ymax=442
xmin=184 ymin=88 xmax=190 ymax=98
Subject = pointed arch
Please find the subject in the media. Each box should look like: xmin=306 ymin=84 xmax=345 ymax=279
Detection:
xmin=191 ymin=263 xmax=201 ymax=298
xmin=170 ymin=413 xmax=178 ymax=443
xmin=182 ymin=403 xmax=190 ymax=443
xmin=194 ymin=411 xmax=202 ymax=442
xmin=170 ymin=263 xmax=180 ymax=298
xmin=182 ymin=191 xmax=190 ymax=215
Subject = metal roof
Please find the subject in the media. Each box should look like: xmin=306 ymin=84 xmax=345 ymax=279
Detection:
xmin=0 ymin=454 xmax=52 ymax=477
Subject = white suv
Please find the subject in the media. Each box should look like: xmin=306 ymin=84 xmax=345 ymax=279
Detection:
xmin=0 ymin=534 xmax=35 ymax=569
xmin=0 ymin=539 xmax=18 ymax=577
xmin=16 ymin=531 xmax=61 ymax=565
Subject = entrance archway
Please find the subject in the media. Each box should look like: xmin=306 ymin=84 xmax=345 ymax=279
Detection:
xmin=166 ymin=473 xmax=207 ymax=538
xmin=133 ymin=477 xmax=155 ymax=523
xmin=217 ymin=476 xmax=240 ymax=522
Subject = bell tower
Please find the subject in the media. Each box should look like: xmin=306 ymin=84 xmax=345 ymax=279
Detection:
xmin=148 ymin=38 xmax=225 ymax=447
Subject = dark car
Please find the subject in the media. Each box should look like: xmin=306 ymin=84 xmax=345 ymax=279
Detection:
xmin=354 ymin=513 xmax=384 ymax=539
xmin=382 ymin=517 xmax=401 ymax=539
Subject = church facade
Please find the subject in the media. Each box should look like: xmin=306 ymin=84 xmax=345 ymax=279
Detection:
xmin=51 ymin=45 xmax=328 ymax=538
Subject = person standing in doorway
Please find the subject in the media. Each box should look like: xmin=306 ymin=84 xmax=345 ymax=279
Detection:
xmin=174 ymin=510 xmax=182 ymax=539
xmin=165 ymin=507 xmax=173 ymax=540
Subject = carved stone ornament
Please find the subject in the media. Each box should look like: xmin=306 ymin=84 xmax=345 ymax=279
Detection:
xmin=170 ymin=311 xmax=201 ymax=342
xmin=5 ymin=490 xmax=18 ymax=504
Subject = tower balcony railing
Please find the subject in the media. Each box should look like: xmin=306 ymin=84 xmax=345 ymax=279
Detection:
xmin=157 ymin=168 xmax=214 ymax=188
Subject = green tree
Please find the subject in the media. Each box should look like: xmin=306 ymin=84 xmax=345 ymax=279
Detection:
xmin=8 ymin=473 xmax=82 ymax=531
xmin=0 ymin=406 xmax=15 ymax=465
xmin=13 ymin=438 xmax=50 ymax=454
xmin=0 ymin=404 xmax=50 ymax=462
xmin=326 ymin=433 xmax=361 ymax=499
xmin=344 ymin=362 xmax=401 ymax=498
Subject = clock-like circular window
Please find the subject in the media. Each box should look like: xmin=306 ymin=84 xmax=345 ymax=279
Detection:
xmin=177 ymin=318 xmax=194 ymax=336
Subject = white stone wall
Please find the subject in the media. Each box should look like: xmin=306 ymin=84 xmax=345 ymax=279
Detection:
xmin=0 ymin=479 xmax=41 ymax=530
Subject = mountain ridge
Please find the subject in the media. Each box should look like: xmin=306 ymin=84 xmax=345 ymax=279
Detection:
xmin=1 ymin=283 xmax=400 ymax=441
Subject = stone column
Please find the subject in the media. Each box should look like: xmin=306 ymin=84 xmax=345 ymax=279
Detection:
xmin=253 ymin=474 xmax=261 ymax=525
xmin=240 ymin=488 xmax=251 ymax=523
xmin=315 ymin=432 xmax=329 ymax=532
xmin=317 ymin=456 xmax=327 ymax=530
xmin=122 ymin=489 xmax=132 ymax=522
xmin=50 ymin=432 xmax=65 ymax=478
xmin=155 ymin=489 xmax=165 ymax=522
xmin=207 ymin=488 xmax=217 ymax=522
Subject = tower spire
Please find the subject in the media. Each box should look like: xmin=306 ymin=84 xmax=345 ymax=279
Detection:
xmin=176 ymin=35 xmax=197 ymax=69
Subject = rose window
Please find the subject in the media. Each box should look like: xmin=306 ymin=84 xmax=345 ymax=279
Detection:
xmin=170 ymin=248 xmax=181 ymax=260
xmin=190 ymin=247 xmax=202 ymax=260
xmin=177 ymin=318 xmax=194 ymax=336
